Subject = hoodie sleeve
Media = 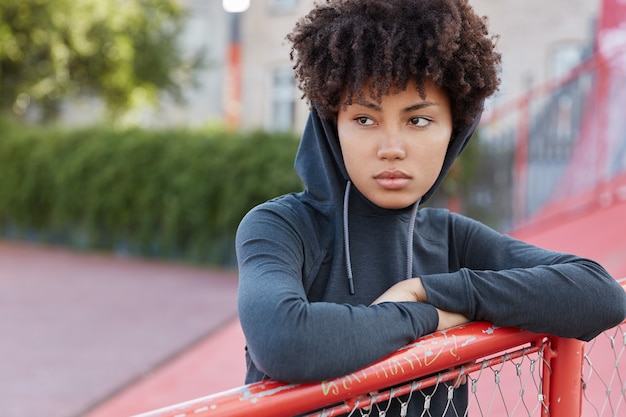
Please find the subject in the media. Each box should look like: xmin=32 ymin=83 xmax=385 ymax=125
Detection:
xmin=420 ymin=213 xmax=626 ymax=341
xmin=236 ymin=204 xmax=439 ymax=383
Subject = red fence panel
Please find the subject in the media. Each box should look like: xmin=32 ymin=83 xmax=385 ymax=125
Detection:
xmin=134 ymin=324 xmax=547 ymax=417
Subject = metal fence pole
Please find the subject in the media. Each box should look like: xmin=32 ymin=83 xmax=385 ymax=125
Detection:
xmin=513 ymin=95 xmax=530 ymax=226
xmin=547 ymin=337 xmax=585 ymax=417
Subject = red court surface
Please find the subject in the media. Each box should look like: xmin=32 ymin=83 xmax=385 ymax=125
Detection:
xmin=86 ymin=318 xmax=246 ymax=417
xmin=513 ymin=192 xmax=626 ymax=279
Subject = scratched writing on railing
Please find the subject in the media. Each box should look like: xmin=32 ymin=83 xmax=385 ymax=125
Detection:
xmin=321 ymin=334 xmax=462 ymax=397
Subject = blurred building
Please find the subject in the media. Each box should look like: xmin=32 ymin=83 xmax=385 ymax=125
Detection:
xmin=64 ymin=0 xmax=598 ymax=130
xmin=227 ymin=0 xmax=599 ymax=132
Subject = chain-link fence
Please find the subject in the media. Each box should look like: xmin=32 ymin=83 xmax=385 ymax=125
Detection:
xmin=582 ymin=324 xmax=626 ymax=416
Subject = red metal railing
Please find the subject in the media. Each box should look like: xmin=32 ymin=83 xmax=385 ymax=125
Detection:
xmin=134 ymin=280 xmax=626 ymax=417
xmin=469 ymin=42 xmax=626 ymax=231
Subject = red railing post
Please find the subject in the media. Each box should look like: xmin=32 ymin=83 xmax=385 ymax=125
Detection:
xmin=513 ymin=94 xmax=530 ymax=226
xmin=546 ymin=336 xmax=585 ymax=417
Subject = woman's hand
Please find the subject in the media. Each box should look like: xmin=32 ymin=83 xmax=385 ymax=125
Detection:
xmin=370 ymin=278 xmax=426 ymax=305
xmin=435 ymin=309 xmax=470 ymax=331
xmin=371 ymin=277 xmax=470 ymax=331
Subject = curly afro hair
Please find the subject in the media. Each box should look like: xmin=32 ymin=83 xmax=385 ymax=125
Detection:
xmin=287 ymin=0 xmax=501 ymax=131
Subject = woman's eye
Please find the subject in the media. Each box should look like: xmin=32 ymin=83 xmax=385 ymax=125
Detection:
xmin=355 ymin=116 xmax=373 ymax=126
xmin=409 ymin=117 xmax=430 ymax=127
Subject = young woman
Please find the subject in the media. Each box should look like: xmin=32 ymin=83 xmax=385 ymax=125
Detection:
xmin=235 ymin=1 xmax=626 ymax=415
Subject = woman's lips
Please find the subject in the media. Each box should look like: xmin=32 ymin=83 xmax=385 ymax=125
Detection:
xmin=374 ymin=170 xmax=412 ymax=190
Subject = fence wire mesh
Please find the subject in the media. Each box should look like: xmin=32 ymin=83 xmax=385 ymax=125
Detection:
xmin=304 ymin=323 xmax=626 ymax=417
xmin=583 ymin=324 xmax=626 ymax=417
xmin=303 ymin=340 xmax=550 ymax=417
xmin=467 ymin=343 xmax=548 ymax=417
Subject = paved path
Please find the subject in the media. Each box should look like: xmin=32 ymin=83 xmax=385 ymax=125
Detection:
xmin=0 ymin=241 xmax=243 ymax=417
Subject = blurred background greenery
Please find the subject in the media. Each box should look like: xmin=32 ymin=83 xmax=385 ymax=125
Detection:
xmin=0 ymin=118 xmax=302 ymax=265
xmin=0 ymin=0 xmax=304 ymax=265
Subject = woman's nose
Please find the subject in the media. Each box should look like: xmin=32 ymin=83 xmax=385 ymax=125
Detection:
xmin=377 ymin=130 xmax=406 ymax=160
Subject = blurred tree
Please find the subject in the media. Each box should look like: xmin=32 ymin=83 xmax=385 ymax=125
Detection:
xmin=0 ymin=0 xmax=200 ymax=123
xmin=441 ymin=135 xmax=481 ymax=199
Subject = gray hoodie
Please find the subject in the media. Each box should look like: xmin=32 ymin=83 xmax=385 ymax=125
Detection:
xmin=236 ymin=109 xmax=626 ymax=415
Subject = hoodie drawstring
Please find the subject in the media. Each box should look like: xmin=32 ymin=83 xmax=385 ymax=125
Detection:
xmin=343 ymin=181 xmax=420 ymax=295
xmin=343 ymin=181 xmax=356 ymax=294
xmin=406 ymin=201 xmax=419 ymax=279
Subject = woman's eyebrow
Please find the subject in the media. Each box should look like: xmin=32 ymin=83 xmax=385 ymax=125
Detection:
xmin=402 ymin=102 xmax=438 ymax=113
xmin=354 ymin=100 xmax=382 ymax=111
xmin=353 ymin=100 xmax=439 ymax=113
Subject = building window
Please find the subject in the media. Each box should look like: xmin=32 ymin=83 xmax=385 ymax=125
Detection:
xmin=269 ymin=67 xmax=296 ymax=131
xmin=550 ymin=43 xmax=585 ymax=79
xmin=268 ymin=0 xmax=299 ymax=13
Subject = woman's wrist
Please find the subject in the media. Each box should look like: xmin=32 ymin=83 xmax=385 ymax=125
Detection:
xmin=436 ymin=309 xmax=470 ymax=331
xmin=370 ymin=277 xmax=428 ymax=305
xmin=410 ymin=277 xmax=427 ymax=303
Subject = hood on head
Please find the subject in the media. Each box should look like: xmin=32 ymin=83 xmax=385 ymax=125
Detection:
xmin=294 ymin=107 xmax=482 ymax=207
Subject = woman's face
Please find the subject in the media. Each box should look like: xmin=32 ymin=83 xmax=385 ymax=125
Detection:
xmin=337 ymin=79 xmax=453 ymax=209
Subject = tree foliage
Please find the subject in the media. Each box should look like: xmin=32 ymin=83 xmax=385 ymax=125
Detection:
xmin=0 ymin=0 xmax=199 ymax=122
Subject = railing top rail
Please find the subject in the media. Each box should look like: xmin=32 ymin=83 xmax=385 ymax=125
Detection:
xmin=135 ymin=323 xmax=547 ymax=417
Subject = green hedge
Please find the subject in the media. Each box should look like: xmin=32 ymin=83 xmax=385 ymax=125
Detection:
xmin=0 ymin=120 xmax=303 ymax=265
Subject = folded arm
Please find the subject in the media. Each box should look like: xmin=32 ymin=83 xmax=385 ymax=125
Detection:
xmin=420 ymin=215 xmax=626 ymax=341
xmin=371 ymin=277 xmax=470 ymax=330
xmin=236 ymin=207 xmax=439 ymax=383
